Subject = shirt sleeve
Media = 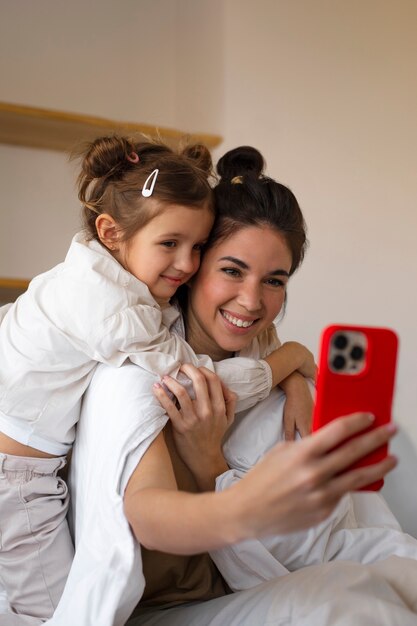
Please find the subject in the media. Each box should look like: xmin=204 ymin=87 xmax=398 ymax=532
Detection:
xmin=92 ymin=304 xmax=213 ymax=375
xmin=92 ymin=305 xmax=272 ymax=412
xmin=213 ymin=358 xmax=273 ymax=413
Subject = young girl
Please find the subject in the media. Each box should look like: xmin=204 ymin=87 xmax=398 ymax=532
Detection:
xmin=0 ymin=135 xmax=315 ymax=622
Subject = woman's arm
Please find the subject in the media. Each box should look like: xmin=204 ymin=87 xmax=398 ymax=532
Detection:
xmin=124 ymin=413 xmax=397 ymax=555
xmin=153 ymin=364 xmax=236 ymax=490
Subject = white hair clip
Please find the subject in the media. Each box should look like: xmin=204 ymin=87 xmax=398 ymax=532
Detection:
xmin=142 ymin=169 xmax=159 ymax=198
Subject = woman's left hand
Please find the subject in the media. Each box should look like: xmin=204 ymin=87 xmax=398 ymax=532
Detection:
xmin=280 ymin=372 xmax=314 ymax=440
xmin=153 ymin=364 xmax=236 ymax=490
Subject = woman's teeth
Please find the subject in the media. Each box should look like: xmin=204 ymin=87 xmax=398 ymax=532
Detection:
xmin=222 ymin=311 xmax=255 ymax=328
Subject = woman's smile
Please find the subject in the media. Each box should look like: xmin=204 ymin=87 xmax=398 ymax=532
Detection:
xmin=187 ymin=226 xmax=292 ymax=358
xmin=220 ymin=309 xmax=259 ymax=331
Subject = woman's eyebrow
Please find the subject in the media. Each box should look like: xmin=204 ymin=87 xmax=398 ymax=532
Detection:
xmin=218 ymin=256 xmax=289 ymax=277
xmin=219 ymin=256 xmax=249 ymax=269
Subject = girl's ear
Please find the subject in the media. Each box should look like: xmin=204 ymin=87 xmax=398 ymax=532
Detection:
xmin=95 ymin=214 xmax=120 ymax=251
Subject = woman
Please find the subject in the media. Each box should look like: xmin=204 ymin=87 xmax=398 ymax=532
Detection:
xmin=46 ymin=147 xmax=416 ymax=626
xmin=151 ymin=147 xmax=417 ymax=594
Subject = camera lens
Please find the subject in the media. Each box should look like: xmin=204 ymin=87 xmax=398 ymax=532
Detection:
xmin=350 ymin=345 xmax=364 ymax=361
xmin=333 ymin=333 xmax=348 ymax=350
xmin=332 ymin=354 xmax=346 ymax=370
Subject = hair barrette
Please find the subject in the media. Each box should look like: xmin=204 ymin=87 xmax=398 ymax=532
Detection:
xmin=127 ymin=152 xmax=139 ymax=164
xmin=231 ymin=175 xmax=243 ymax=184
xmin=142 ymin=169 xmax=159 ymax=198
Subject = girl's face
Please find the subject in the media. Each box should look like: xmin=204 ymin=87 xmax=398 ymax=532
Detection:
xmin=187 ymin=226 xmax=292 ymax=358
xmin=116 ymin=204 xmax=214 ymax=306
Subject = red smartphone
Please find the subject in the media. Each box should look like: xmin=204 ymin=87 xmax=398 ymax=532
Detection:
xmin=312 ymin=324 xmax=398 ymax=491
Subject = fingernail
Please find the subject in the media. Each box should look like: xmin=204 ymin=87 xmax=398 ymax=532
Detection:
xmin=385 ymin=423 xmax=397 ymax=433
xmin=367 ymin=413 xmax=376 ymax=422
xmin=153 ymin=383 xmax=162 ymax=389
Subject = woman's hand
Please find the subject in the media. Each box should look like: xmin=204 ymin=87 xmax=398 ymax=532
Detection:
xmin=279 ymin=372 xmax=314 ymax=440
xmin=153 ymin=364 xmax=236 ymax=490
xmin=231 ymin=412 xmax=398 ymax=539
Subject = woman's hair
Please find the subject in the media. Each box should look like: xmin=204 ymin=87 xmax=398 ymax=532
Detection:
xmin=209 ymin=146 xmax=308 ymax=275
xmin=76 ymin=135 xmax=214 ymax=242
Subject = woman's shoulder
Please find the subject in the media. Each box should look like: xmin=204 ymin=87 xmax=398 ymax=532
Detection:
xmin=90 ymin=361 xmax=159 ymax=394
xmin=239 ymin=325 xmax=281 ymax=359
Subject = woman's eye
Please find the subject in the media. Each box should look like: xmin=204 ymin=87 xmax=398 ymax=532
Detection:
xmin=161 ymin=241 xmax=176 ymax=248
xmin=265 ymin=278 xmax=285 ymax=288
xmin=221 ymin=267 xmax=241 ymax=277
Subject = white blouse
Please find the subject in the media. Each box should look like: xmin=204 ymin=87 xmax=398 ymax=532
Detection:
xmin=0 ymin=232 xmax=272 ymax=454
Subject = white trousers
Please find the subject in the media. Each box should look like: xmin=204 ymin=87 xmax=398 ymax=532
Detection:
xmin=0 ymin=454 xmax=73 ymax=625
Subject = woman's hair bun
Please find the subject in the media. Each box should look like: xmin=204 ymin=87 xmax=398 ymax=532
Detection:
xmin=181 ymin=143 xmax=213 ymax=176
xmin=216 ymin=146 xmax=265 ymax=181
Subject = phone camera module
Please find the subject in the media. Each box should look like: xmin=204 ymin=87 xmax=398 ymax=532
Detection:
xmin=328 ymin=329 xmax=367 ymax=375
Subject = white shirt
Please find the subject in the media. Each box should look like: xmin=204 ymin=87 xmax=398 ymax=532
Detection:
xmin=0 ymin=232 xmax=272 ymax=454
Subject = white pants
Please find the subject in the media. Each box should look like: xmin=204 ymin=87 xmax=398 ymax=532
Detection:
xmin=0 ymin=454 xmax=74 ymax=625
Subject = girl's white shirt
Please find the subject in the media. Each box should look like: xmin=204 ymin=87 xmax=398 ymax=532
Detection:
xmin=0 ymin=232 xmax=272 ymax=455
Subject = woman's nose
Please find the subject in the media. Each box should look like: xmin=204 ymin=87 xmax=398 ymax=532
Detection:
xmin=237 ymin=282 xmax=262 ymax=311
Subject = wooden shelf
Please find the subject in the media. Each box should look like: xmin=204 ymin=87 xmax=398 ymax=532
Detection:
xmin=0 ymin=101 xmax=223 ymax=153
xmin=0 ymin=277 xmax=29 ymax=304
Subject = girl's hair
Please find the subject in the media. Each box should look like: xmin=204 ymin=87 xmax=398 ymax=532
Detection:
xmin=209 ymin=146 xmax=308 ymax=275
xmin=76 ymin=135 xmax=214 ymax=242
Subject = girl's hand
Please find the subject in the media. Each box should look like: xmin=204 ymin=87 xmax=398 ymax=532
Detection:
xmin=280 ymin=372 xmax=314 ymax=440
xmin=232 ymin=413 xmax=398 ymax=539
xmin=153 ymin=364 xmax=236 ymax=490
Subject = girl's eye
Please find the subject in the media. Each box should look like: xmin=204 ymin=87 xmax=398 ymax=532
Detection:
xmin=221 ymin=267 xmax=241 ymax=277
xmin=193 ymin=243 xmax=204 ymax=252
xmin=161 ymin=241 xmax=176 ymax=248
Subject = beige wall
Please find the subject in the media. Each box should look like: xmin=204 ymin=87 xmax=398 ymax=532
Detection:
xmin=220 ymin=0 xmax=417 ymax=433
xmin=1 ymin=0 xmax=416 ymax=529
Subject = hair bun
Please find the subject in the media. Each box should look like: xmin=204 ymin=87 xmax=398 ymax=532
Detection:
xmin=216 ymin=146 xmax=265 ymax=181
xmin=80 ymin=135 xmax=133 ymax=179
xmin=181 ymin=143 xmax=213 ymax=176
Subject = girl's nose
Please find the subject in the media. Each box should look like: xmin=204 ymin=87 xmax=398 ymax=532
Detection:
xmin=174 ymin=251 xmax=197 ymax=274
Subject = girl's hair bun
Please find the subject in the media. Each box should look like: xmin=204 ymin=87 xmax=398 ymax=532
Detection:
xmin=181 ymin=143 xmax=213 ymax=177
xmin=80 ymin=135 xmax=133 ymax=180
xmin=216 ymin=146 xmax=265 ymax=181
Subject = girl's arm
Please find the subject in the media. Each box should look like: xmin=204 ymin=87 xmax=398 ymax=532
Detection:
xmin=263 ymin=341 xmax=317 ymax=387
xmin=124 ymin=413 xmax=397 ymax=555
xmin=279 ymin=372 xmax=314 ymax=440
xmin=211 ymin=341 xmax=317 ymax=414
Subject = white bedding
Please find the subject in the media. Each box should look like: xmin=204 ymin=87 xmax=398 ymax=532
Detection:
xmin=2 ymin=361 xmax=416 ymax=625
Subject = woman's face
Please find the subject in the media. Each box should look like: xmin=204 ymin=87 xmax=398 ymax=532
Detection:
xmin=187 ymin=226 xmax=292 ymax=358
